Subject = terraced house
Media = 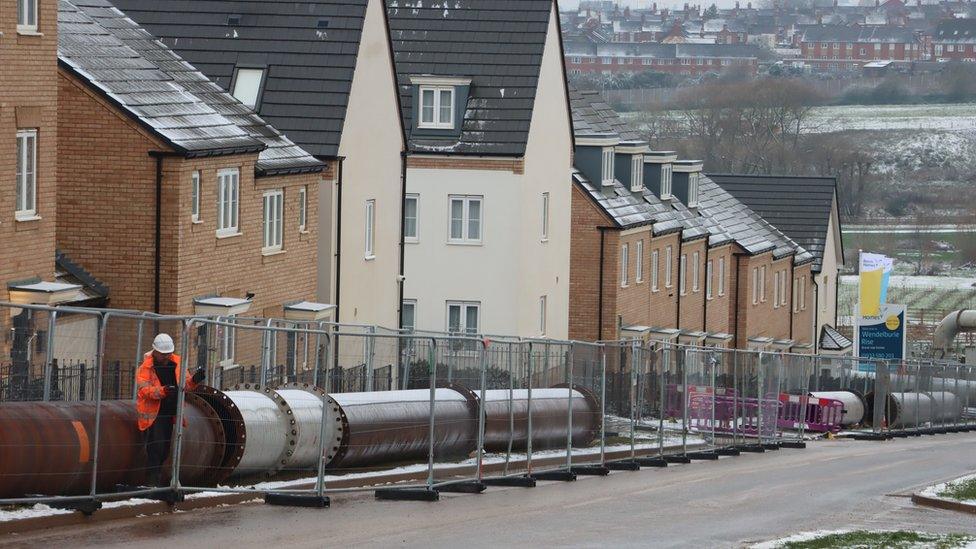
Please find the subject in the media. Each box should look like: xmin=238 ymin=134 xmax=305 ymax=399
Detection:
xmin=569 ymin=90 xmax=821 ymax=352
xmin=388 ymin=0 xmax=575 ymax=338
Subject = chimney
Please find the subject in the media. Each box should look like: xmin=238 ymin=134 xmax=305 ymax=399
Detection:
xmin=747 ymin=1 xmax=752 ymax=9
xmin=875 ymin=0 xmax=879 ymax=6
xmin=736 ymin=0 xmax=740 ymax=7
xmin=818 ymin=14 xmax=823 ymax=23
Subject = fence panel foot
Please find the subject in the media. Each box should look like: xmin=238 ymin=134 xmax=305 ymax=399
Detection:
xmin=735 ymin=444 xmax=766 ymax=453
xmin=663 ymin=455 xmax=691 ymax=464
xmin=716 ymin=447 xmax=741 ymax=456
xmin=634 ymin=457 xmax=669 ymax=467
xmin=375 ymin=488 xmax=439 ymax=501
xmin=265 ymin=493 xmax=330 ymax=508
xmin=570 ymin=465 xmax=610 ymax=476
xmin=530 ymin=470 xmax=577 ymax=482
xmin=435 ymin=481 xmax=486 ymax=494
xmin=686 ymin=451 xmax=720 ymax=460
xmin=604 ymin=460 xmax=641 ymax=471
xmin=482 ymin=476 xmax=537 ymax=488
xmin=48 ymin=498 xmax=101 ymax=516
xmin=779 ymin=441 xmax=807 ymax=449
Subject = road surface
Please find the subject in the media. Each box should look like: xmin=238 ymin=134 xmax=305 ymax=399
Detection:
xmin=3 ymin=433 xmax=975 ymax=548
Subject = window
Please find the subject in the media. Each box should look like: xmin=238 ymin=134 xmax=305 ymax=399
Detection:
xmin=631 ymin=155 xmax=644 ymax=192
xmin=602 ymin=57 xmax=612 ymax=64
xmin=298 ymin=186 xmax=307 ymax=232
xmin=781 ymin=271 xmax=788 ymax=307
xmin=601 ymin=147 xmax=615 ymax=185
xmin=541 ymin=192 xmax=549 ymax=241
xmin=752 ymin=266 xmax=759 ymax=305
xmin=404 ymin=194 xmax=419 ymax=242
xmin=759 ymin=265 xmax=767 ymax=302
xmin=718 ymin=257 xmax=726 ymax=296
xmin=216 ymin=168 xmax=240 ymax=236
xmin=447 ymin=301 xmax=479 ymax=335
xmin=220 ymin=317 xmax=236 ymax=364
xmin=635 ymin=240 xmax=644 ymax=283
xmin=621 ymin=243 xmax=629 ymax=287
xmin=419 ymin=86 xmax=454 ymax=129
xmin=935 ymin=45 xmax=943 ymax=55
xmin=571 ymin=56 xmax=582 ymax=63
xmin=706 ymin=260 xmax=713 ymax=299
xmin=651 ymin=249 xmax=660 ymax=291
xmin=449 ymin=195 xmax=482 ymax=244
xmin=262 ymin=190 xmax=284 ymax=252
xmin=948 ymin=44 xmax=955 ymax=53
xmin=15 ymin=129 xmax=37 ymax=219
xmin=773 ymin=270 xmax=781 ymax=308
xmin=687 ymin=172 xmax=700 ymax=208
xmin=660 ymin=164 xmax=673 ymax=198
xmin=401 ymin=300 xmax=417 ymax=331
xmin=692 ymin=251 xmax=700 ymax=292
xmin=679 ymin=253 xmax=687 ymax=295
xmin=365 ymin=199 xmax=375 ymax=258
xmin=17 ymin=0 xmax=37 ymax=31
xmin=190 ymin=171 xmax=201 ymax=222
xmin=539 ymin=295 xmax=547 ymax=336
xmin=232 ymin=68 xmax=265 ymax=109
xmin=665 ymin=245 xmax=673 ymax=288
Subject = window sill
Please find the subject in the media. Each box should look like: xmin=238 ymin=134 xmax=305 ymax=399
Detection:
xmin=364 ymin=254 xmax=376 ymax=261
xmin=651 ymin=288 xmax=659 ymax=293
xmin=262 ymin=248 xmax=285 ymax=257
xmin=447 ymin=241 xmax=483 ymax=247
xmin=15 ymin=214 xmax=41 ymax=223
xmin=191 ymin=219 xmax=204 ymax=225
xmin=418 ymin=123 xmax=455 ymax=131
xmin=621 ymin=284 xmax=629 ymax=289
xmin=17 ymin=28 xmax=42 ymax=36
xmin=540 ymin=238 xmax=549 ymax=243
xmin=299 ymin=229 xmax=309 ymax=235
xmin=216 ymin=230 xmax=242 ymax=239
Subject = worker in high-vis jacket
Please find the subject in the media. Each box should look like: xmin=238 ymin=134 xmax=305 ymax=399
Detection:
xmin=136 ymin=333 xmax=205 ymax=487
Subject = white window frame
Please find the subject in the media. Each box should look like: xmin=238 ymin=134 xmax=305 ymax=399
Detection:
xmin=262 ymin=189 xmax=284 ymax=253
xmin=448 ymin=195 xmax=483 ymax=244
xmin=687 ymin=172 xmax=700 ymax=208
xmin=773 ymin=270 xmax=781 ymax=308
xmin=446 ymin=301 xmax=480 ymax=335
xmin=661 ymin=164 xmax=673 ymax=199
xmin=665 ymin=245 xmax=673 ymax=288
xmin=651 ymin=249 xmax=660 ymax=291
xmin=706 ymin=259 xmax=713 ymax=299
xmin=541 ymin=192 xmax=550 ymax=242
xmin=602 ymin=147 xmax=615 ymax=186
xmin=752 ymin=267 xmax=759 ymax=305
xmin=219 ymin=316 xmax=237 ymax=365
xmin=635 ymin=240 xmax=644 ymax=283
xmin=679 ymin=253 xmax=687 ymax=295
xmin=365 ymin=199 xmax=376 ymax=259
xmin=418 ymin=85 xmax=455 ymax=129
xmin=781 ymin=271 xmax=789 ymax=307
xmin=539 ymin=295 xmax=547 ymax=336
xmin=17 ymin=0 xmax=38 ymax=32
xmin=216 ymin=168 xmax=240 ymax=237
xmin=630 ymin=155 xmax=644 ymax=192
xmin=692 ymin=251 xmax=700 ymax=292
xmin=191 ymin=170 xmax=201 ymax=223
xmin=404 ymin=194 xmax=419 ymax=243
xmin=401 ymin=299 xmax=417 ymax=332
xmin=298 ymin=186 xmax=308 ymax=232
xmin=759 ymin=265 xmax=767 ymax=303
xmin=231 ymin=68 xmax=265 ymax=109
xmin=718 ymin=257 xmax=726 ymax=296
xmin=621 ymin=243 xmax=629 ymax=287
xmin=15 ymin=129 xmax=38 ymax=220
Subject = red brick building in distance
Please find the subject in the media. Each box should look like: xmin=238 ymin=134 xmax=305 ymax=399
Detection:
xmin=798 ymin=24 xmax=923 ymax=71
xmin=931 ymin=18 xmax=976 ymax=62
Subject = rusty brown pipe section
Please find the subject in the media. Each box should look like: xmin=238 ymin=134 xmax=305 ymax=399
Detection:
xmin=0 ymin=391 xmax=226 ymax=498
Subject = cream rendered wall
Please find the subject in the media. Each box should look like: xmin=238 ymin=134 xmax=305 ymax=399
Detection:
xmin=815 ymin=195 xmax=843 ymax=347
xmin=403 ymin=166 xmax=523 ymax=335
xmin=518 ymin=3 xmax=573 ymax=339
xmin=330 ymin=0 xmax=404 ymax=328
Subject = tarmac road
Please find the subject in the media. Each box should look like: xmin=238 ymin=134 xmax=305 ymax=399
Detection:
xmin=3 ymin=433 xmax=975 ymax=548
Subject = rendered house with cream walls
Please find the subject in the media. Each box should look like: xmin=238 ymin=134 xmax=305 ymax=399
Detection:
xmin=388 ymin=0 xmax=575 ymax=338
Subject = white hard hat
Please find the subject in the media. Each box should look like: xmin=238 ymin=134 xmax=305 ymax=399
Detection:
xmin=152 ymin=333 xmax=175 ymax=354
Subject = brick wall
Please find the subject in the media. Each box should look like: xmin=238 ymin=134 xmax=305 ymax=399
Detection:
xmin=407 ymin=156 xmax=524 ymax=174
xmin=617 ymin=229 xmax=653 ymax=329
xmin=677 ymin=238 xmax=706 ymax=330
xmin=703 ymin=244 xmax=732 ymax=334
xmin=0 ymin=0 xmax=58 ymax=305
xmin=568 ymin=185 xmax=618 ymax=341
xmin=648 ymin=232 xmax=679 ymax=328
xmin=792 ymin=262 xmax=815 ymax=346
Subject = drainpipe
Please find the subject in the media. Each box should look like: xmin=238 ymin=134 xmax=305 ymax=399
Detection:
xmin=788 ymin=261 xmax=795 ymax=342
xmin=675 ymin=235 xmax=684 ymax=330
xmin=701 ymin=243 xmax=709 ymax=333
xmin=148 ymin=151 xmax=181 ymax=314
xmin=333 ymin=157 xmax=345 ymax=319
xmin=397 ymin=151 xmax=408 ymax=328
xmin=813 ymin=277 xmax=820 ymax=353
xmin=732 ymin=252 xmax=747 ymax=348
xmin=597 ymin=227 xmax=609 ymax=340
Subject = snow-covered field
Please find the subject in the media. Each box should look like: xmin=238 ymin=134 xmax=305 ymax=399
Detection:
xmin=802 ymin=103 xmax=976 ymax=133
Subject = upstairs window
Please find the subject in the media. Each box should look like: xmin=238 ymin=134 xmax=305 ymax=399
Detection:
xmin=365 ymin=199 xmax=375 ymax=258
xmin=635 ymin=240 xmax=644 ymax=283
xmin=539 ymin=295 xmax=547 ymax=336
xmin=191 ymin=171 xmax=201 ymax=222
xmin=17 ymin=0 xmax=37 ymax=32
xmin=759 ymin=265 xmax=767 ymax=302
xmin=631 ymin=155 xmax=644 ymax=192
xmin=404 ymin=194 xmax=419 ymax=242
xmin=216 ymin=168 xmax=240 ymax=236
xmin=15 ymin=130 xmax=37 ymax=220
xmin=541 ymin=192 xmax=550 ymax=241
xmin=601 ymin=147 xmax=615 ymax=185
xmin=706 ymin=260 xmax=714 ymax=299
xmin=651 ymin=249 xmax=660 ymax=291
xmin=419 ymin=86 xmax=454 ymax=129
xmin=692 ymin=251 xmax=700 ymax=292
xmin=679 ymin=253 xmax=687 ymax=295
xmin=232 ymin=68 xmax=265 ymax=109
xmin=687 ymin=172 xmax=700 ymax=208
xmin=298 ymin=186 xmax=307 ymax=232
xmin=621 ymin=243 xmax=629 ymax=287
xmin=262 ymin=189 xmax=284 ymax=252
xmin=449 ymin=195 xmax=482 ymax=244
xmin=661 ymin=164 xmax=673 ymax=198
xmin=718 ymin=257 xmax=726 ymax=296
xmin=665 ymin=245 xmax=673 ymax=288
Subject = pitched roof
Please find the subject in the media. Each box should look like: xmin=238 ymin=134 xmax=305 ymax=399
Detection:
xmin=933 ymin=17 xmax=976 ymax=43
xmin=386 ymin=0 xmax=553 ymax=156
xmin=59 ymin=0 xmax=324 ymax=175
xmin=819 ymin=324 xmax=853 ymax=352
xmin=800 ymin=24 xmax=918 ymax=43
xmin=109 ymin=0 xmax=370 ymax=159
xmin=708 ymin=174 xmax=837 ymax=272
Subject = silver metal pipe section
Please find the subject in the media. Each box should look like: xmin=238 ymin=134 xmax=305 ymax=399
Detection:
xmin=933 ymin=310 xmax=976 ymax=357
xmin=810 ymin=390 xmax=866 ymax=426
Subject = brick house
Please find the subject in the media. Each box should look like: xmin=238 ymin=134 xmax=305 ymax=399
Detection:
xmin=56 ymin=0 xmax=327 ymax=370
xmin=569 ymin=90 xmax=818 ymax=352
xmin=564 ymin=41 xmax=761 ymax=77
xmin=930 ymin=18 xmax=976 ymax=62
xmin=387 ymin=0 xmax=575 ymax=338
xmin=798 ymin=24 xmax=922 ymax=71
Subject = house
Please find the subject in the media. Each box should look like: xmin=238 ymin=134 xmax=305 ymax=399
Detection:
xmin=388 ymin=0 xmax=574 ymax=338
xmin=114 ymin=0 xmax=407 ymax=330
xmin=569 ymin=90 xmax=818 ymax=352
xmin=931 ymin=18 xmax=976 ymax=62
xmin=708 ymin=174 xmax=843 ymax=352
xmin=798 ymin=24 xmax=922 ymax=71
xmin=564 ymin=41 xmax=762 ymax=77
xmin=56 ymin=0 xmax=328 ymax=380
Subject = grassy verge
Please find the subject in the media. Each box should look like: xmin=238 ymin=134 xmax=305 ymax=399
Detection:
xmin=938 ymin=476 xmax=976 ymax=502
xmin=778 ymin=531 xmax=973 ymax=549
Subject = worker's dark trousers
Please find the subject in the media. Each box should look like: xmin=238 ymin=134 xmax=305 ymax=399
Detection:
xmin=145 ymin=415 xmax=175 ymax=487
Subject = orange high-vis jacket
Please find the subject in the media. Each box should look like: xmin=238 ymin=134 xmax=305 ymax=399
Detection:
xmin=135 ymin=354 xmax=198 ymax=431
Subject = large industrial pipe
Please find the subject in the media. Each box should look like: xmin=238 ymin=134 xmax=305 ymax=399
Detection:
xmin=0 ymin=392 xmax=225 ymax=498
xmin=810 ymin=390 xmax=866 ymax=426
xmin=933 ymin=310 xmax=976 ymax=357
xmin=482 ymin=387 xmax=601 ymax=452
xmin=865 ymin=391 xmax=936 ymax=428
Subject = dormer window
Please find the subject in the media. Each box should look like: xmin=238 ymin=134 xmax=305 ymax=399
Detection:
xmin=232 ymin=67 xmax=265 ymax=109
xmin=419 ymin=86 xmax=455 ymax=129
xmin=661 ymin=164 xmax=673 ymax=198
xmin=602 ymin=147 xmax=615 ymax=186
xmin=687 ymin=172 xmax=700 ymax=208
xmin=631 ymin=154 xmax=644 ymax=192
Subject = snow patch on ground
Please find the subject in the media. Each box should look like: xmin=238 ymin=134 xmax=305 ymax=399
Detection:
xmin=0 ymin=504 xmax=73 ymax=521
xmin=751 ymin=529 xmax=853 ymax=548
xmin=919 ymin=472 xmax=976 ymax=504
